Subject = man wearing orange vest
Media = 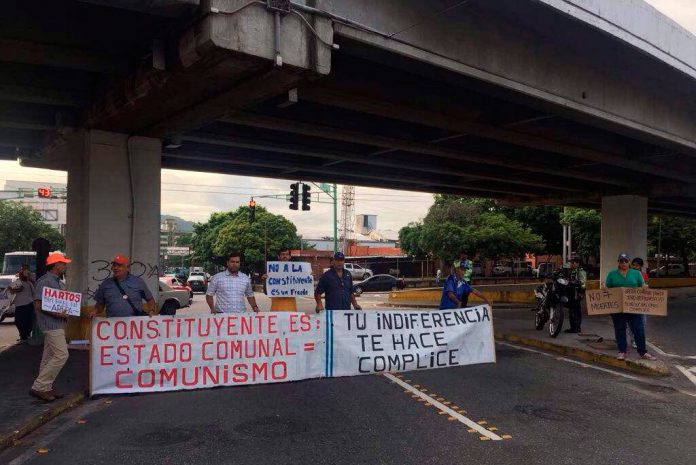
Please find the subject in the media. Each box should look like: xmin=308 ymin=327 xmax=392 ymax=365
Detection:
xmin=262 ymin=247 xmax=297 ymax=312
xmin=30 ymin=252 xmax=72 ymax=402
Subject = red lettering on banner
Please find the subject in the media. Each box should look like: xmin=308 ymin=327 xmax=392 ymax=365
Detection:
xmin=146 ymin=320 xmax=159 ymax=339
xmin=159 ymin=367 xmax=177 ymax=387
xmin=138 ymin=369 xmax=155 ymax=388
xmin=96 ymin=321 xmax=110 ymax=341
xmin=115 ymin=370 xmax=133 ymax=388
xmin=251 ymin=362 xmax=268 ymax=380
xmin=182 ymin=367 xmax=198 ymax=386
xmin=100 ymin=345 xmax=113 ymax=366
xmin=232 ymin=363 xmax=248 ymax=382
xmin=267 ymin=314 xmax=278 ymax=334
xmin=116 ymin=345 xmax=129 ymax=365
xmin=113 ymin=321 xmax=127 ymax=340
xmin=201 ymin=341 xmax=212 ymax=360
xmin=180 ymin=343 xmax=192 ymax=362
xmin=132 ymin=344 xmax=145 ymax=364
xmin=164 ymin=343 xmax=177 ymax=363
xmin=202 ymin=366 xmax=219 ymax=384
xmin=149 ymin=345 xmax=161 ymax=364
xmin=271 ymin=361 xmax=287 ymax=380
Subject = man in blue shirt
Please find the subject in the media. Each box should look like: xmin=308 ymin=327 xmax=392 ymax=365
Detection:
xmin=315 ymin=252 xmax=362 ymax=312
xmin=92 ymin=254 xmax=156 ymax=317
xmin=440 ymin=260 xmax=491 ymax=309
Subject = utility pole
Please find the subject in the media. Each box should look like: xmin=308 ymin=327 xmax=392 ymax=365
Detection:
xmin=333 ymin=183 xmax=338 ymax=254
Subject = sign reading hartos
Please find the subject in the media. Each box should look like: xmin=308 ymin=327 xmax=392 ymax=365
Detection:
xmin=41 ymin=287 xmax=82 ymax=316
xmin=265 ymin=261 xmax=314 ymax=297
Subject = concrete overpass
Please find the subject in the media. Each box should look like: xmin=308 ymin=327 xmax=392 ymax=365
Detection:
xmin=1 ymin=0 xmax=695 ymax=295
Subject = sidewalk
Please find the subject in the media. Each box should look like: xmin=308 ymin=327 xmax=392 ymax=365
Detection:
xmin=385 ymin=300 xmax=672 ymax=376
xmin=0 ymin=343 xmax=88 ymax=450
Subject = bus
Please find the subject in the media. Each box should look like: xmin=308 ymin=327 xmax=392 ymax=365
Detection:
xmin=1 ymin=251 xmax=37 ymax=275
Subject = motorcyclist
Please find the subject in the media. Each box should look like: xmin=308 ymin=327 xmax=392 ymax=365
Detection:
xmin=564 ymin=257 xmax=587 ymax=333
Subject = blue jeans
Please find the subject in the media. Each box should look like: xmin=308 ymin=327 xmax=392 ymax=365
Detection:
xmin=611 ymin=313 xmax=646 ymax=354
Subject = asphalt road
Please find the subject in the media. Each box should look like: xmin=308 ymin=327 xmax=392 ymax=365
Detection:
xmin=3 ymin=339 xmax=695 ymax=465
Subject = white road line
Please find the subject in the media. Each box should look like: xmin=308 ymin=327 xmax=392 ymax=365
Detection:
xmin=498 ymin=342 xmax=696 ymax=399
xmin=383 ymin=373 xmax=503 ymax=441
xmin=647 ymin=341 xmax=696 ymax=360
xmin=676 ymin=365 xmax=696 ymax=388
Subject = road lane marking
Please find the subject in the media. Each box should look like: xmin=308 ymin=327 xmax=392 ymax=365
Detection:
xmin=498 ymin=342 xmax=696 ymax=399
xmin=384 ymin=373 xmax=503 ymax=441
xmin=676 ymin=365 xmax=696 ymax=388
xmin=647 ymin=341 xmax=696 ymax=360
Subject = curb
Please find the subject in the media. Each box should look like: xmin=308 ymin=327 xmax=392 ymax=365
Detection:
xmin=494 ymin=332 xmax=671 ymax=377
xmin=0 ymin=391 xmax=85 ymax=452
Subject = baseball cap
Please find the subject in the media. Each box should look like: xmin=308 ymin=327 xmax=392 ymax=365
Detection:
xmin=111 ymin=254 xmax=130 ymax=265
xmin=617 ymin=253 xmax=630 ymax=261
xmin=334 ymin=252 xmax=345 ymax=260
xmin=46 ymin=251 xmax=72 ymax=265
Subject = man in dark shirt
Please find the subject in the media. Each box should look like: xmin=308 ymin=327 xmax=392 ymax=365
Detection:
xmin=91 ymin=254 xmax=156 ymax=317
xmin=314 ymin=252 xmax=362 ymax=312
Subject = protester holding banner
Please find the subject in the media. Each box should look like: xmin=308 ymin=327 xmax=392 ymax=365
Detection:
xmin=30 ymin=251 xmax=72 ymax=402
xmin=315 ymin=252 xmax=361 ymax=312
xmin=10 ymin=264 xmax=35 ymax=344
xmin=91 ymin=255 xmax=156 ymax=318
xmin=207 ymin=251 xmax=260 ymax=313
xmin=439 ymin=260 xmax=491 ymax=310
xmin=605 ymin=253 xmax=655 ymax=361
xmin=262 ymin=247 xmax=297 ymax=312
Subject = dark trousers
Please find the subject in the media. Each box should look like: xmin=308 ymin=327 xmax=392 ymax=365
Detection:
xmin=461 ymin=291 xmax=470 ymax=308
xmin=611 ymin=313 xmax=646 ymax=355
xmin=568 ymin=299 xmax=582 ymax=332
xmin=14 ymin=303 xmax=34 ymax=340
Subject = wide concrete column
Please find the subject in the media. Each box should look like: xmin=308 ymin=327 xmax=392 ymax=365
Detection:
xmin=65 ymin=130 xmax=161 ymax=303
xmin=600 ymin=195 xmax=647 ymax=284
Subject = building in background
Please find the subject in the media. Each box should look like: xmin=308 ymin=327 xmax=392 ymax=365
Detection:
xmin=160 ymin=217 xmax=185 ymax=248
xmin=1 ymin=180 xmax=67 ymax=234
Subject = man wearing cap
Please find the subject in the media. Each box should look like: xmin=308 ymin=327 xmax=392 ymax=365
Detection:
xmin=30 ymin=252 xmax=72 ymax=402
xmin=605 ymin=253 xmax=655 ymax=361
xmin=315 ymin=252 xmax=362 ymax=312
xmin=92 ymin=255 xmax=156 ymax=318
xmin=439 ymin=260 xmax=491 ymax=310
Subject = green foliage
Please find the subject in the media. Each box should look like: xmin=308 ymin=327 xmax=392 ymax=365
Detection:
xmin=404 ymin=196 xmax=543 ymax=261
xmin=648 ymin=215 xmax=696 ymax=269
xmin=561 ymin=208 xmax=601 ymax=258
xmin=499 ymin=206 xmax=563 ymax=254
xmin=191 ymin=206 xmax=301 ymax=272
xmin=0 ymin=201 xmax=65 ymax=260
xmin=398 ymin=222 xmax=426 ymax=258
xmin=174 ymin=232 xmax=193 ymax=247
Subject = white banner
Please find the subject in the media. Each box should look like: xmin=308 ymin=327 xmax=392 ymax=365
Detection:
xmin=90 ymin=307 xmax=495 ymax=395
xmin=90 ymin=313 xmax=325 ymax=395
xmin=329 ymin=307 xmax=495 ymax=377
xmin=265 ymin=261 xmax=314 ymax=297
xmin=42 ymin=287 xmax=82 ymax=316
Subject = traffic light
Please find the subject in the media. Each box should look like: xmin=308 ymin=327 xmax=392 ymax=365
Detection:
xmin=37 ymin=187 xmax=51 ymax=198
xmin=289 ymin=183 xmax=299 ymax=210
xmin=301 ymin=183 xmax=311 ymax=211
xmin=248 ymin=198 xmax=256 ymax=222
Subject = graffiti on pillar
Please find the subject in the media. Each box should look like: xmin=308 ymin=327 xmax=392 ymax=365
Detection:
xmin=90 ymin=260 xmax=160 ymax=282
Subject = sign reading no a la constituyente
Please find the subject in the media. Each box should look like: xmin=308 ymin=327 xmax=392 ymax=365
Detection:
xmin=41 ymin=287 xmax=82 ymax=316
xmin=266 ymin=261 xmax=314 ymax=297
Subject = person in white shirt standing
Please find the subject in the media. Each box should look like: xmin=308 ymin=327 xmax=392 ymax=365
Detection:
xmin=206 ymin=251 xmax=260 ymax=313
xmin=9 ymin=264 xmax=35 ymax=344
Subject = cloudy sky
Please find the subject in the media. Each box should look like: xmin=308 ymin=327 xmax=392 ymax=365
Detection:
xmin=1 ymin=0 xmax=694 ymax=238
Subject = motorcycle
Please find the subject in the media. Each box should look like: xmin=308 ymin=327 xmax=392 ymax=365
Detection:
xmin=533 ymin=270 xmax=577 ymax=337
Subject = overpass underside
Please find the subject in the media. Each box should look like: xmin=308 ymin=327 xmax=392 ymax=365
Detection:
xmin=2 ymin=0 xmax=695 ymax=217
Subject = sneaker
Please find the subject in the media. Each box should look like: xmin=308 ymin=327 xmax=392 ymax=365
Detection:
xmin=631 ymin=341 xmax=637 ymax=349
xmin=29 ymin=389 xmax=56 ymax=402
xmin=617 ymin=352 xmax=627 ymax=361
xmin=640 ymin=353 xmax=657 ymax=360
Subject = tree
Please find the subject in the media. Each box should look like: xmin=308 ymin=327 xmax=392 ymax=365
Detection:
xmin=561 ymin=208 xmax=601 ymax=259
xmin=500 ymin=206 xmax=563 ymax=254
xmin=648 ymin=215 xmax=696 ymax=273
xmin=411 ymin=196 xmax=543 ymax=261
xmin=175 ymin=232 xmax=193 ymax=247
xmin=398 ymin=223 xmax=427 ymax=259
xmin=191 ymin=206 xmax=301 ymax=272
xmin=0 ymin=201 xmax=65 ymax=260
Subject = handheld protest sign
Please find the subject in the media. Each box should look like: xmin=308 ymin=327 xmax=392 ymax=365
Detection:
xmin=41 ymin=287 xmax=82 ymax=316
xmin=586 ymin=288 xmax=667 ymax=316
xmin=265 ymin=261 xmax=314 ymax=297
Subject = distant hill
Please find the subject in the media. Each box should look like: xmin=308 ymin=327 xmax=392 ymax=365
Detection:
xmin=161 ymin=214 xmax=194 ymax=233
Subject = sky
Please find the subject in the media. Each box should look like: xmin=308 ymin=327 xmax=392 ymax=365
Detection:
xmin=0 ymin=0 xmax=693 ymax=239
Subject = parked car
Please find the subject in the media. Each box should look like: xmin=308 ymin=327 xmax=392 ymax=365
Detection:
xmin=352 ymin=274 xmax=405 ymax=296
xmin=472 ymin=262 xmax=484 ymax=277
xmin=649 ymin=264 xmax=686 ymax=277
xmin=160 ymin=276 xmax=194 ymax=302
xmin=0 ymin=277 xmax=15 ymax=323
xmin=492 ymin=262 xmax=512 ymax=277
xmin=186 ymin=271 xmax=208 ymax=292
xmin=533 ymin=262 xmax=556 ymax=278
xmin=323 ymin=263 xmax=373 ymax=280
xmin=158 ymin=281 xmax=191 ymax=316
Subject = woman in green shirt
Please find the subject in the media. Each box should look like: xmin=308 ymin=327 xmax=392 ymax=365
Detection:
xmin=605 ymin=253 xmax=655 ymax=361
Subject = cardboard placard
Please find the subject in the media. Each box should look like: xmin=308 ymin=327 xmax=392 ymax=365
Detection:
xmin=586 ymin=287 xmax=667 ymax=316
xmin=41 ymin=287 xmax=82 ymax=316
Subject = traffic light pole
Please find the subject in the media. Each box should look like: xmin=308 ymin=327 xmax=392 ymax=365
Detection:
xmin=333 ymin=183 xmax=338 ymax=254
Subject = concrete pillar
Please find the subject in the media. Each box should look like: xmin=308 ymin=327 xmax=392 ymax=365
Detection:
xmin=65 ymin=130 xmax=161 ymax=304
xmin=600 ymin=195 xmax=647 ymax=284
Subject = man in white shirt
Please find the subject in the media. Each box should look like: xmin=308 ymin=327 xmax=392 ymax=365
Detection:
xmin=9 ymin=264 xmax=35 ymax=343
xmin=206 ymin=251 xmax=260 ymax=313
